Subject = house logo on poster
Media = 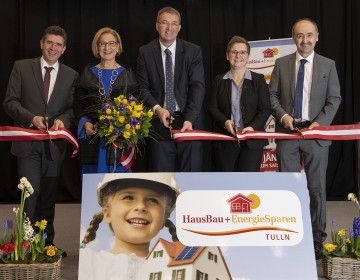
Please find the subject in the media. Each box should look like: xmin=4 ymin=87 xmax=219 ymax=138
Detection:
xmin=226 ymin=193 xmax=261 ymax=214
xmin=176 ymin=190 xmax=304 ymax=246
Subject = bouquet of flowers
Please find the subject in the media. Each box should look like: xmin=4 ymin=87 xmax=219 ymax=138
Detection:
xmin=92 ymin=93 xmax=154 ymax=171
xmin=322 ymin=193 xmax=360 ymax=260
xmin=0 ymin=177 xmax=62 ymax=264
xmin=97 ymin=94 xmax=153 ymax=148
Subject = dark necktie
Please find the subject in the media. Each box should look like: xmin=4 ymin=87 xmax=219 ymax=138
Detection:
xmin=43 ymin=66 xmax=53 ymax=102
xmin=164 ymin=49 xmax=176 ymax=114
xmin=293 ymin=59 xmax=307 ymax=119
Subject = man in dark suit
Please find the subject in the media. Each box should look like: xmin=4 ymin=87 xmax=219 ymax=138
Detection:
xmin=3 ymin=26 xmax=78 ymax=254
xmin=136 ymin=6 xmax=205 ymax=172
xmin=269 ymin=19 xmax=341 ymax=259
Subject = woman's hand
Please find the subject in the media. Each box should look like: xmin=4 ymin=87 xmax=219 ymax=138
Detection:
xmin=84 ymin=122 xmax=97 ymax=136
xmin=225 ymin=120 xmax=236 ymax=136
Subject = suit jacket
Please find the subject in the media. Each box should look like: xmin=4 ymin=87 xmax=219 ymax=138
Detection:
xmin=208 ymin=71 xmax=271 ymax=149
xmin=136 ymin=38 xmax=205 ymax=128
xmin=3 ymin=58 xmax=78 ymax=158
xmin=269 ymin=52 xmax=341 ymax=146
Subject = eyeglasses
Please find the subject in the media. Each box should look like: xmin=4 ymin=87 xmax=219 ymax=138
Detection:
xmin=228 ymin=50 xmax=248 ymax=56
xmin=98 ymin=41 xmax=118 ymax=48
xmin=157 ymin=21 xmax=180 ymax=28
xmin=45 ymin=40 xmax=64 ymax=49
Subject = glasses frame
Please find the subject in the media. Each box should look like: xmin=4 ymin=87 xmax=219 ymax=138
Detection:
xmin=228 ymin=50 xmax=248 ymax=56
xmin=98 ymin=41 xmax=118 ymax=48
xmin=45 ymin=40 xmax=64 ymax=49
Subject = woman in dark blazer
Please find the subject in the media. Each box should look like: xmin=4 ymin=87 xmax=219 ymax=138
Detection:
xmin=208 ymin=36 xmax=271 ymax=171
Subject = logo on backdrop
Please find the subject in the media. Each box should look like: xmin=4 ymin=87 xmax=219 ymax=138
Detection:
xmin=176 ymin=190 xmax=304 ymax=246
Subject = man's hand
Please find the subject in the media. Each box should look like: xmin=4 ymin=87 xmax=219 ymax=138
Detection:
xmin=282 ymin=115 xmax=295 ymax=130
xmin=52 ymin=119 xmax=65 ymax=131
xmin=32 ymin=116 xmax=47 ymax=130
xmin=180 ymin=121 xmax=193 ymax=132
xmin=155 ymin=107 xmax=174 ymax=128
xmin=308 ymin=121 xmax=320 ymax=130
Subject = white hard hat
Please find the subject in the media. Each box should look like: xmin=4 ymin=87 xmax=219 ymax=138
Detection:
xmin=97 ymin=173 xmax=180 ymax=209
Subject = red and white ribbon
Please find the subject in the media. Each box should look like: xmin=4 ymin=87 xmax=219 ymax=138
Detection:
xmin=118 ymin=143 xmax=136 ymax=170
xmin=172 ymin=124 xmax=360 ymax=143
xmin=0 ymin=126 xmax=79 ymax=157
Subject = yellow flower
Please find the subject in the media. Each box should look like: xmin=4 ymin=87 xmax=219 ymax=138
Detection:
xmin=324 ymin=243 xmax=337 ymax=253
xmin=125 ymin=124 xmax=131 ymax=130
xmin=135 ymin=124 xmax=140 ymax=130
xmin=134 ymin=104 xmax=143 ymax=111
xmin=346 ymin=238 xmax=351 ymax=244
xmin=122 ymin=99 xmax=128 ymax=105
xmin=119 ymin=95 xmax=125 ymax=99
xmin=105 ymin=108 xmax=112 ymax=114
xmin=35 ymin=219 xmax=47 ymax=230
xmin=130 ymin=101 xmax=136 ymax=107
xmin=147 ymin=110 xmax=154 ymax=117
xmin=44 ymin=245 xmax=57 ymax=257
xmin=123 ymin=131 xmax=131 ymax=139
xmin=132 ymin=111 xmax=138 ymax=117
xmin=338 ymin=229 xmax=347 ymax=237
xmin=118 ymin=116 xmax=125 ymax=123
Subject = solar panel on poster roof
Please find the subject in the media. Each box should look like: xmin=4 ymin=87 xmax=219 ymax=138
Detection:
xmin=175 ymin=246 xmax=200 ymax=261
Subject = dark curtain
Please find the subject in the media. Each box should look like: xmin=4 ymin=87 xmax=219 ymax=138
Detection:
xmin=0 ymin=0 xmax=359 ymax=202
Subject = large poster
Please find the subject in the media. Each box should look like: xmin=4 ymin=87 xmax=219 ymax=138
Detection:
xmin=78 ymin=173 xmax=317 ymax=280
xmin=248 ymin=38 xmax=297 ymax=170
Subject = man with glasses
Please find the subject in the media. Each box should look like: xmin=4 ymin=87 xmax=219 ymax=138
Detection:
xmin=137 ymin=6 xmax=205 ymax=172
xmin=269 ymin=18 xmax=341 ymax=259
xmin=3 ymin=25 xmax=78 ymax=256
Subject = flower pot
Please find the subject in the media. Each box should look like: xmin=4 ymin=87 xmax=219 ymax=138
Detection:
xmin=323 ymin=257 xmax=360 ymax=279
xmin=0 ymin=258 xmax=61 ymax=280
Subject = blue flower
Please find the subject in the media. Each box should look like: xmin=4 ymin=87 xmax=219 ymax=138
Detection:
xmin=353 ymin=217 xmax=360 ymax=236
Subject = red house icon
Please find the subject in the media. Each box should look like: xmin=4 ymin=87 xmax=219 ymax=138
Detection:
xmin=226 ymin=193 xmax=254 ymax=214
xmin=263 ymin=48 xmax=275 ymax=58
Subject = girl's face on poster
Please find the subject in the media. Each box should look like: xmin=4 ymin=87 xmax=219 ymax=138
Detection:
xmin=103 ymin=187 xmax=167 ymax=248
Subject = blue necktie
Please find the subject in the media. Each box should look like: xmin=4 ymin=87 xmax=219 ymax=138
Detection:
xmin=294 ymin=59 xmax=307 ymax=119
xmin=165 ymin=49 xmax=176 ymax=114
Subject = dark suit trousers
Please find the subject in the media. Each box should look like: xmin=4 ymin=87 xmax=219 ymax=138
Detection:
xmin=276 ymin=139 xmax=329 ymax=246
xmin=150 ymin=138 xmax=203 ymax=172
xmin=213 ymin=141 xmax=263 ymax=172
xmin=17 ymin=141 xmax=62 ymax=243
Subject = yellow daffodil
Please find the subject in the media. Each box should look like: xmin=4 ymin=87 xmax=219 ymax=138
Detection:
xmin=35 ymin=219 xmax=47 ymax=230
xmin=324 ymin=243 xmax=337 ymax=253
xmin=338 ymin=229 xmax=347 ymax=237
